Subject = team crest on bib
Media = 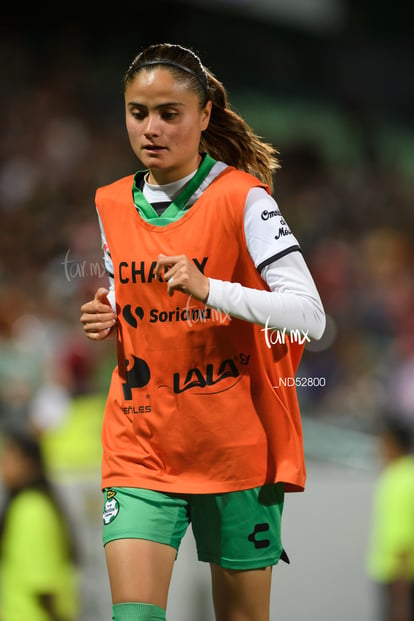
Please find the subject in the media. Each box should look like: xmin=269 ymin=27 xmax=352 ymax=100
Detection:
xmin=103 ymin=489 xmax=119 ymax=524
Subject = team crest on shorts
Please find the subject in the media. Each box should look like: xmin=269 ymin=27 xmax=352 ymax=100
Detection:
xmin=103 ymin=489 xmax=119 ymax=524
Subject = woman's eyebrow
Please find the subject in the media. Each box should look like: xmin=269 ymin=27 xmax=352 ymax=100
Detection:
xmin=127 ymin=101 xmax=185 ymax=109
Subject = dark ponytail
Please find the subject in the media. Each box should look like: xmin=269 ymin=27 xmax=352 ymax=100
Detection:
xmin=200 ymin=70 xmax=279 ymax=190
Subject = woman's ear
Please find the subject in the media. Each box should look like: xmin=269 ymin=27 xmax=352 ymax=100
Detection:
xmin=201 ymin=100 xmax=212 ymax=131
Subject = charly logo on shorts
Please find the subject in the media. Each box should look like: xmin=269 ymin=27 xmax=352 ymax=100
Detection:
xmin=103 ymin=489 xmax=120 ymax=524
xmin=248 ymin=522 xmax=270 ymax=549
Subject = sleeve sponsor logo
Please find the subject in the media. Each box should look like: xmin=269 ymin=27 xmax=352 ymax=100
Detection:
xmin=274 ymin=226 xmax=292 ymax=240
xmin=261 ymin=209 xmax=281 ymax=220
xmin=259 ymin=210 xmax=292 ymax=239
xmin=274 ymin=217 xmax=291 ymax=240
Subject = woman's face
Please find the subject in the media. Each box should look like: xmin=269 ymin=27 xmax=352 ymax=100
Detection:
xmin=124 ymin=67 xmax=212 ymax=185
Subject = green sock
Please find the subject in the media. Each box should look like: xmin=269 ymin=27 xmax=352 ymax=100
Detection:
xmin=112 ymin=602 xmax=166 ymax=620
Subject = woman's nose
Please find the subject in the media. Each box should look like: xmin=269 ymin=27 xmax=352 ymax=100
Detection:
xmin=144 ymin=114 xmax=160 ymax=137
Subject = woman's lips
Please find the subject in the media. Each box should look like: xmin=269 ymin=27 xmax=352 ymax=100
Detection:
xmin=143 ymin=144 xmax=166 ymax=152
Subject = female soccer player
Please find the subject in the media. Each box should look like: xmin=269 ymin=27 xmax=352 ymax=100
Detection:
xmin=80 ymin=42 xmax=326 ymax=621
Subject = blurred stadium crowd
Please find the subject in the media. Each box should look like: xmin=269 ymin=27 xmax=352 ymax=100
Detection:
xmin=0 ymin=30 xmax=413 ymax=452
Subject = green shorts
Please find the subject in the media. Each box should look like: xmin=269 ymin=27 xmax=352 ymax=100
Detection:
xmin=102 ymin=484 xmax=288 ymax=570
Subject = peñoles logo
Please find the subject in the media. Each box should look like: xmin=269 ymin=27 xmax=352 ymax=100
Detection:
xmin=122 ymin=355 xmax=151 ymax=400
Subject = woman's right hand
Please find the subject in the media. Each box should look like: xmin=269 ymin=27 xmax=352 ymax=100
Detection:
xmin=80 ymin=288 xmax=117 ymax=340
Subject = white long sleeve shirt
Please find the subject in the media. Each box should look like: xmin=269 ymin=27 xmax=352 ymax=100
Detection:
xmin=98 ymin=172 xmax=326 ymax=341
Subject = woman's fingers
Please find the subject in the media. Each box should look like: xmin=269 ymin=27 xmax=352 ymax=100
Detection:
xmin=80 ymin=289 xmax=117 ymax=340
xmin=155 ymin=254 xmax=209 ymax=302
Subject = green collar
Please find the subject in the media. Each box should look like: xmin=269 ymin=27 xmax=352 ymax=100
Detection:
xmin=132 ymin=153 xmax=217 ymax=226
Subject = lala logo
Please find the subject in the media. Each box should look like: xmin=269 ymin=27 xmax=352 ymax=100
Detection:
xmin=173 ymin=357 xmax=242 ymax=394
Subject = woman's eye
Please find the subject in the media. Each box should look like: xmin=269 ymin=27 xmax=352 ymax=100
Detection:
xmin=132 ymin=111 xmax=146 ymax=120
xmin=161 ymin=111 xmax=178 ymax=120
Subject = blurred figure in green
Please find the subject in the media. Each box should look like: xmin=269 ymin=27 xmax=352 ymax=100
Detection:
xmin=367 ymin=416 xmax=414 ymax=621
xmin=0 ymin=427 xmax=80 ymax=621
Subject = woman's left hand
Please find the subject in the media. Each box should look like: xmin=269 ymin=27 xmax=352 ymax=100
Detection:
xmin=155 ymin=253 xmax=210 ymax=302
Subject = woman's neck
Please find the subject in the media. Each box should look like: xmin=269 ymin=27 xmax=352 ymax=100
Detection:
xmin=147 ymin=154 xmax=202 ymax=186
